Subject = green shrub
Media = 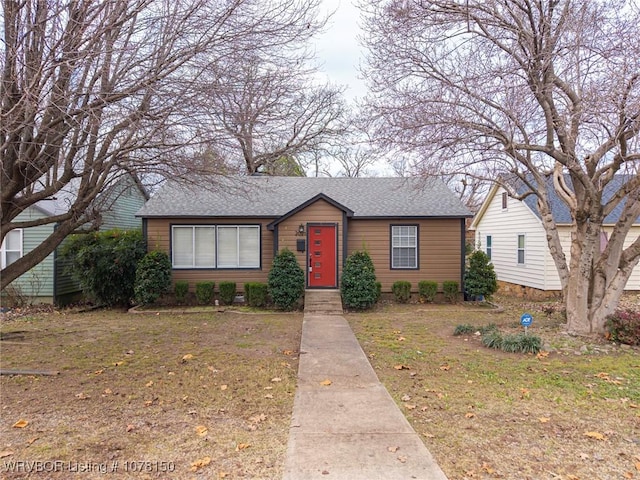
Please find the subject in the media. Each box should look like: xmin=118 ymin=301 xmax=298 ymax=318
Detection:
xmin=174 ymin=281 xmax=189 ymax=304
xmin=268 ymin=249 xmax=305 ymax=311
xmin=442 ymin=280 xmax=459 ymax=303
xmin=464 ymin=250 xmax=498 ymax=300
xmin=219 ymin=281 xmax=237 ymax=305
xmin=392 ymin=281 xmax=412 ymax=303
xmin=60 ymin=229 xmax=146 ymax=307
xmin=341 ymin=250 xmax=378 ymax=310
xmin=606 ymin=309 xmax=640 ymax=346
xmin=481 ymin=330 xmax=503 ymax=349
xmin=453 ymin=324 xmax=475 ymax=336
xmin=245 ymin=282 xmax=268 ymax=308
xmin=479 ymin=323 xmax=499 ymax=335
xmin=134 ymin=251 xmax=172 ymax=306
xmin=375 ymin=282 xmax=382 ymax=302
xmin=195 ymin=281 xmax=214 ymax=305
xmin=418 ymin=280 xmax=438 ymax=303
xmin=501 ymin=333 xmax=542 ymax=354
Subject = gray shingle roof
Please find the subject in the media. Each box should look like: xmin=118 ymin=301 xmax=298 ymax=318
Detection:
xmin=136 ymin=176 xmax=472 ymax=218
xmin=518 ymin=174 xmax=639 ymax=224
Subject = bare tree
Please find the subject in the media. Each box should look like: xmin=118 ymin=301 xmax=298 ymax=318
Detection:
xmin=196 ymin=47 xmax=347 ymax=175
xmin=360 ymin=0 xmax=640 ymax=335
xmin=1 ymin=0 xmax=333 ymax=289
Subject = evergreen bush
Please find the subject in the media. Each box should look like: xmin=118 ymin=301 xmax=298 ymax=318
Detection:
xmin=219 ymin=281 xmax=237 ymax=305
xmin=442 ymin=281 xmax=459 ymax=303
xmin=174 ymin=281 xmax=189 ymax=304
xmin=341 ymin=250 xmax=378 ymax=310
xmin=195 ymin=281 xmax=214 ymax=305
xmin=392 ymin=281 xmax=411 ymax=303
xmin=60 ymin=229 xmax=146 ymax=307
xmin=418 ymin=280 xmax=438 ymax=303
xmin=268 ymin=249 xmax=305 ymax=311
xmin=464 ymin=250 xmax=498 ymax=300
xmin=134 ymin=251 xmax=172 ymax=306
xmin=245 ymin=282 xmax=268 ymax=307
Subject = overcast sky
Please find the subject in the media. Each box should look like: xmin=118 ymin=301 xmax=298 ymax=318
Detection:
xmin=314 ymin=0 xmax=367 ymax=102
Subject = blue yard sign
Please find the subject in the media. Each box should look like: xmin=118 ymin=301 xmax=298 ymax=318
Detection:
xmin=520 ymin=313 xmax=533 ymax=334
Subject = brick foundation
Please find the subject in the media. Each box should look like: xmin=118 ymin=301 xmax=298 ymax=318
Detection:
xmin=496 ymin=280 xmax=561 ymax=301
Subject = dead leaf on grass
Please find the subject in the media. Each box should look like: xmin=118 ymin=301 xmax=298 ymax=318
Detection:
xmin=190 ymin=457 xmax=211 ymax=472
xmin=397 ymin=455 xmax=407 ymax=463
xmin=113 ymin=361 xmax=125 ymax=367
xmin=195 ymin=425 xmax=208 ymax=436
xmin=126 ymin=424 xmax=135 ymax=432
xmin=397 ymin=336 xmax=406 ymax=341
xmin=145 ymin=380 xmax=154 ymax=387
xmin=271 ymin=377 xmax=282 ymax=383
xmin=465 ymin=413 xmax=475 ymax=418
xmin=12 ymin=419 xmax=28 ymax=429
xmin=220 ymin=384 xmax=228 ymax=391
xmin=249 ymin=413 xmax=267 ymax=424
xmin=94 ymin=369 xmax=104 ymax=375
xmin=235 ymin=443 xmax=251 ymax=451
xmin=182 ymin=354 xmax=194 ymax=362
xmin=282 ymin=350 xmax=295 ymax=356
xmin=584 ymin=431 xmax=607 ymax=441
xmin=320 ymin=379 xmax=332 ymax=386
xmin=387 ymin=446 xmax=399 ymax=452
xmin=481 ymin=462 xmax=496 ymax=474
xmin=539 ymin=417 xmax=551 ymax=423
xmin=401 ymin=394 xmax=411 ymax=401
xmin=394 ymin=364 xmax=410 ymax=370
xmin=536 ymin=351 xmax=549 ymax=359
xmin=404 ymin=404 xmax=416 ymax=410
xmin=439 ymin=364 xmax=450 ymax=371
xmin=75 ymin=392 xmax=90 ymax=400
xmin=264 ymin=394 xmax=274 ymax=399
xmin=623 ymin=472 xmax=633 ymax=479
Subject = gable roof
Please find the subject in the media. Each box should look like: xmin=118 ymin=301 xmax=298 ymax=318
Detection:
xmin=472 ymin=174 xmax=639 ymax=228
xmin=136 ymin=176 xmax=472 ymax=219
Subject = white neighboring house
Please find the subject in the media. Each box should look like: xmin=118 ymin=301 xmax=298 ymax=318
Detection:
xmin=470 ymin=177 xmax=640 ymax=295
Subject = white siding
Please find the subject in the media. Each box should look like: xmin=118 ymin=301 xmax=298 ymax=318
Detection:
xmin=474 ymin=187 xmax=549 ymax=290
xmin=475 ymin=187 xmax=640 ymax=292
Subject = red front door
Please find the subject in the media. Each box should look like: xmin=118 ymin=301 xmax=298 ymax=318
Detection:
xmin=308 ymin=225 xmax=337 ymax=288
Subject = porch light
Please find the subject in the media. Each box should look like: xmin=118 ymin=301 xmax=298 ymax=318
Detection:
xmin=298 ymin=223 xmax=306 ymax=235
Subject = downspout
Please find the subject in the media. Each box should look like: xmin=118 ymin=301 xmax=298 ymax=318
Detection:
xmin=460 ymin=218 xmax=466 ymax=295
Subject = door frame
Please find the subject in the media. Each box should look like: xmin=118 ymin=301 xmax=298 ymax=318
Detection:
xmin=306 ymin=222 xmax=338 ymax=289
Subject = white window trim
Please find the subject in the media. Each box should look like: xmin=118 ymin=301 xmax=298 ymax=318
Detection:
xmin=171 ymin=224 xmax=260 ymax=269
xmin=1 ymin=229 xmax=23 ymax=269
xmin=391 ymin=225 xmax=418 ymax=270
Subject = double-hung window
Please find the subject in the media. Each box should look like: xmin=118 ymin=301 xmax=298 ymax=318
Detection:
xmin=517 ymin=234 xmax=525 ymax=264
xmin=1 ymin=229 xmax=23 ymax=269
xmin=171 ymin=225 xmax=260 ymax=269
xmin=486 ymin=235 xmax=492 ymax=260
xmin=391 ymin=225 xmax=418 ymax=269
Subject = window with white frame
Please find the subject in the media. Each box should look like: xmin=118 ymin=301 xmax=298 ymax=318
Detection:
xmin=1 ymin=229 xmax=23 ymax=269
xmin=517 ymin=234 xmax=525 ymax=264
xmin=171 ymin=225 xmax=259 ymax=269
xmin=391 ymin=225 xmax=418 ymax=269
xmin=486 ymin=235 xmax=492 ymax=260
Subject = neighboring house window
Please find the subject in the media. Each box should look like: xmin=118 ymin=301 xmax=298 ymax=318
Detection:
xmin=486 ymin=235 xmax=492 ymax=260
xmin=391 ymin=225 xmax=418 ymax=269
xmin=1 ymin=229 xmax=23 ymax=269
xmin=517 ymin=234 xmax=525 ymax=264
xmin=171 ymin=225 xmax=260 ymax=269
xmin=502 ymin=192 xmax=508 ymax=209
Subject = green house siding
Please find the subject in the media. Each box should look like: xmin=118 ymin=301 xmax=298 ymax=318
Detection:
xmin=3 ymin=176 xmax=147 ymax=305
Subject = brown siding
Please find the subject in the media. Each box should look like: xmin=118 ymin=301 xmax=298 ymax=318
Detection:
xmin=146 ymin=217 xmax=274 ymax=292
xmin=347 ymin=218 xmax=463 ymax=292
xmin=276 ymin=199 xmax=344 ymax=284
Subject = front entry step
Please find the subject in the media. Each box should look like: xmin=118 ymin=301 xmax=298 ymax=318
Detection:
xmin=304 ymin=289 xmax=343 ymax=315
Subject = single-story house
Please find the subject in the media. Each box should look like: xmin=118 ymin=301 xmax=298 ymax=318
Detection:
xmin=1 ymin=175 xmax=148 ymax=305
xmin=136 ymin=176 xmax=472 ymax=295
xmin=470 ymin=175 xmax=640 ymax=297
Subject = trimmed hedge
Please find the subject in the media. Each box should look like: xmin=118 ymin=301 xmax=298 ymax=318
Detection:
xmin=418 ymin=280 xmax=438 ymax=303
xmin=245 ymin=282 xmax=268 ymax=308
xmin=195 ymin=281 xmax=214 ymax=305
xmin=268 ymin=249 xmax=305 ymax=311
xmin=174 ymin=281 xmax=189 ymax=304
xmin=341 ymin=250 xmax=378 ymax=310
xmin=219 ymin=281 xmax=236 ymax=305
xmin=442 ymin=280 xmax=459 ymax=304
xmin=134 ymin=251 xmax=172 ymax=306
xmin=392 ymin=281 xmax=411 ymax=303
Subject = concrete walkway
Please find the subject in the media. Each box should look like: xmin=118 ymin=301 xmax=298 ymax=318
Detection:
xmin=282 ymin=290 xmax=448 ymax=480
